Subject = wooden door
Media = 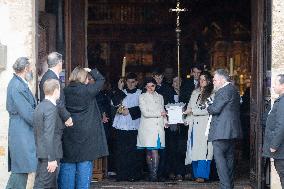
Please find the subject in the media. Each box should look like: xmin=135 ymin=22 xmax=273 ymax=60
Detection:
xmin=250 ymin=0 xmax=271 ymax=188
xmin=64 ymin=0 xmax=87 ymax=81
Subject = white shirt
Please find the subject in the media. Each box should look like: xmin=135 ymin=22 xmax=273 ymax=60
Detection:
xmin=45 ymin=96 xmax=57 ymax=106
xmin=221 ymin=82 xmax=230 ymax=88
xmin=194 ymin=79 xmax=198 ymax=88
xmin=49 ymin=69 xmax=59 ymax=79
xmin=112 ymin=89 xmax=141 ymax=130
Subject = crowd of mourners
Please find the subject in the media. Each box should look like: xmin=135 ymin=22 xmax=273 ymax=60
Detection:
xmin=5 ymin=52 xmax=284 ymax=189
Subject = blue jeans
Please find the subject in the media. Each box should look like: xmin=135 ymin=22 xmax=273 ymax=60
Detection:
xmin=58 ymin=161 xmax=93 ymax=189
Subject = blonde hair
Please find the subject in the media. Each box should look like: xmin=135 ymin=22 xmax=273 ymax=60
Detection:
xmin=43 ymin=79 xmax=60 ymax=96
xmin=69 ymin=66 xmax=88 ymax=83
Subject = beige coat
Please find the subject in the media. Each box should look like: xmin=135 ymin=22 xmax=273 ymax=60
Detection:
xmin=137 ymin=92 xmax=166 ymax=148
xmin=185 ymin=89 xmax=214 ymax=164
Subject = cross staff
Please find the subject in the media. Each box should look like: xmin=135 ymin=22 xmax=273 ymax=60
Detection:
xmin=170 ymin=0 xmax=188 ymax=88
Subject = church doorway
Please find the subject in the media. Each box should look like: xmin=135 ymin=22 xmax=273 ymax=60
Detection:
xmin=37 ymin=0 xmax=271 ymax=188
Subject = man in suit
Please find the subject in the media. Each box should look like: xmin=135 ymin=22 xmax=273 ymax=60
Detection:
xmin=263 ymin=74 xmax=284 ymax=188
xmin=179 ymin=64 xmax=203 ymax=104
xmin=207 ymin=69 xmax=242 ymax=189
xmin=33 ymin=79 xmax=63 ymax=188
xmin=6 ymin=57 xmax=37 ymax=189
xmin=39 ymin=52 xmax=73 ymax=127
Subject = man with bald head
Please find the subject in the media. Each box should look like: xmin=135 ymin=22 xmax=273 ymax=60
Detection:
xmin=39 ymin=52 xmax=73 ymax=127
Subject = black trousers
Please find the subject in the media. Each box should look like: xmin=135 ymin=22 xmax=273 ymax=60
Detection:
xmin=274 ymin=159 xmax=284 ymax=188
xmin=213 ymin=139 xmax=235 ymax=189
xmin=34 ymin=159 xmax=59 ymax=189
xmin=115 ymin=129 xmax=143 ymax=180
xmin=165 ymin=128 xmax=187 ymax=176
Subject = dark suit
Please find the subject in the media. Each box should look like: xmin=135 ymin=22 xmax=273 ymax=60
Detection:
xmin=207 ymin=83 xmax=242 ymax=189
xmin=156 ymin=82 xmax=175 ymax=105
xmin=179 ymin=77 xmax=196 ymax=104
xmin=263 ymin=94 xmax=284 ymax=188
xmin=39 ymin=69 xmax=70 ymax=122
xmin=33 ymin=99 xmax=64 ymax=188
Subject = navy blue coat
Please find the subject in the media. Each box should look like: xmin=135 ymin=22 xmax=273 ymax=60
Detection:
xmin=263 ymin=95 xmax=284 ymax=159
xmin=39 ymin=69 xmax=71 ymax=122
xmin=6 ymin=74 xmax=37 ymax=173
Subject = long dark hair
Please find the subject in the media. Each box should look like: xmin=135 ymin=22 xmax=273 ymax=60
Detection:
xmin=199 ymin=71 xmax=214 ymax=103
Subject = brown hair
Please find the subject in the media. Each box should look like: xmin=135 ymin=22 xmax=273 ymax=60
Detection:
xmin=43 ymin=79 xmax=60 ymax=96
xmin=69 ymin=66 xmax=88 ymax=83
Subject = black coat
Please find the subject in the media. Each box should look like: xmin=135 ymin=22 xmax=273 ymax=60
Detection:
xmin=156 ymin=82 xmax=175 ymax=105
xmin=263 ymin=95 xmax=284 ymax=159
xmin=39 ymin=69 xmax=71 ymax=122
xmin=179 ymin=78 xmax=196 ymax=104
xmin=62 ymin=69 xmax=109 ymax=162
xmin=33 ymin=100 xmax=64 ymax=161
xmin=207 ymin=83 xmax=242 ymax=142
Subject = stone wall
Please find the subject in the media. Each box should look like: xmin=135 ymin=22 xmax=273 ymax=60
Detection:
xmin=0 ymin=0 xmax=36 ymax=187
xmin=271 ymin=0 xmax=284 ymax=188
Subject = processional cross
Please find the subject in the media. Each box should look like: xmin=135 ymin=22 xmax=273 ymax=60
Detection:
xmin=170 ymin=0 xmax=188 ymax=87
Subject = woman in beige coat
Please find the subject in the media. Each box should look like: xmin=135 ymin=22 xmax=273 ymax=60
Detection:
xmin=184 ymin=71 xmax=214 ymax=183
xmin=137 ymin=78 xmax=167 ymax=181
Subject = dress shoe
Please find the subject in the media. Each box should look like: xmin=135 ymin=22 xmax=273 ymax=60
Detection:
xmin=184 ymin=173 xmax=193 ymax=181
xmin=158 ymin=177 xmax=166 ymax=182
xmin=175 ymin=174 xmax=183 ymax=182
xmin=168 ymin=173 xmax=175 ymax=180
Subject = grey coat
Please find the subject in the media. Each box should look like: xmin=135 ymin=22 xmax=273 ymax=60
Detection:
xmin=263 ymin=95 xmax=284 ymax=159
xmin=6 ymin=74 xmax=37 ymax=173
xmin=33 ymin=100 xmax=64 ymax=161
xmin=207 ymin=83 xmax=242 ymax=142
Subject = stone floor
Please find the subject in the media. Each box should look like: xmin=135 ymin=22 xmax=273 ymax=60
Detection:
xmin=91 ymin=179 xmax=252 ymax=189
xmin=92 ymin=152 xmax=252 ymax=188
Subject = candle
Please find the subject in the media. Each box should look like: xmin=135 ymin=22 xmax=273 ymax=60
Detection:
xmin=229 ymin=58 xmax=234 ymax=76
xmin=122 ymin=57 xmax=126 ymax=77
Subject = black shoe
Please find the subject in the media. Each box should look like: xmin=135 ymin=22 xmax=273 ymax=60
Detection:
xmin=128 ymin=177 xmax=141 ymax=182
xmin=150 ymin=177 xmax=158 ymax=182
xmin=176 ymin=174 xmax=183 ymax=182
xmin=158 ymin=177 xmax=166 ymax=182
xmin=128 ymin=178 xmax=135 ymax=182
xmin=184 ymin=173 xmax=193 ymax=181
xmin=116 ymin=177 xmax=127 ymax=182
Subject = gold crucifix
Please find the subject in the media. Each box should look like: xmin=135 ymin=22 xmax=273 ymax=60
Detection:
xmin=170 ymin=0 xmax=188 ymax=88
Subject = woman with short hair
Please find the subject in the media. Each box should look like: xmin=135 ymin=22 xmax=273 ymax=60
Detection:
xmin=137 ymin=78 xmax=168 ymax=182
xmin=58 ymin=67 xmax=109 ymax=189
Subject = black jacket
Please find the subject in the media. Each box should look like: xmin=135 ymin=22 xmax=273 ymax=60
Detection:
xmin=39 ymin=69 xmax=71 ymax=122
xmin=156 ymin=82 xmax=175 ymax=105
xmin=33 ymin=100 xmax=64 ymax=161
xmin=62 ymin=69 xmax=109 ymax=162
xmin=207 ymin=83 xmax=242 ymax=142
xmin=263 ymin=95 xmax=284 ymax=159
xmin=179 ymin=78 xmax=196 ymax=104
